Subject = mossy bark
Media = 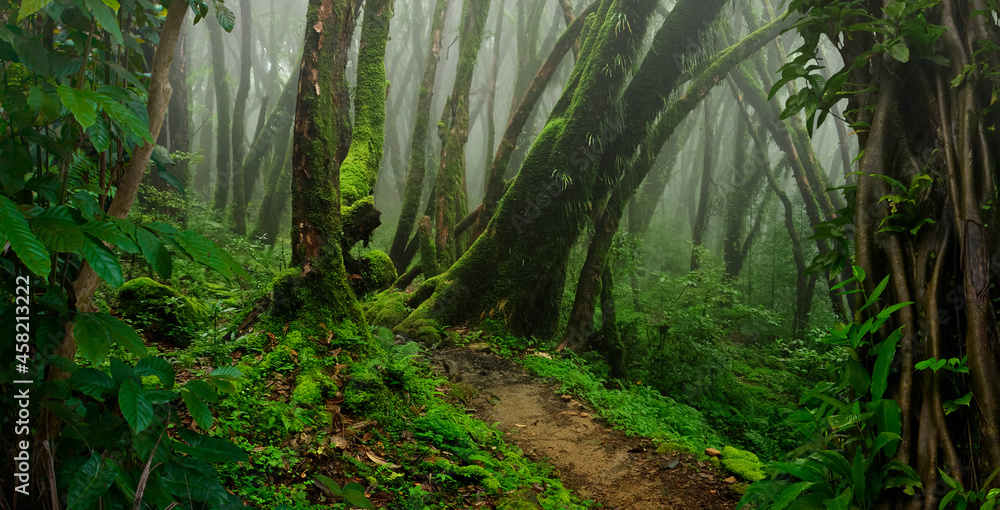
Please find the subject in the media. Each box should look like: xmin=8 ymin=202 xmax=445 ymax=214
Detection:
xmin=397 ymin=0 xmax=661 ymax=339
xmin=388 ymin=0 xmax=451 ymax=271
xmin=473 ymin=0 xmax=598 ymax=240
xmin=208 ymin=13 xmax=233 ymax=212
xmin=288 ymin=0 xmax=363 ymax=329
xmin=167 ymin=22 xmax=190 ymax=185
xmin=689 ymin=97 xmax=713 ymax=271
xmin=431 ymin=0 xmax=491 ymax=268
xmin=339 ymin=0 xmax=391 ymax=208
xmin=231 ymin=0 xmax=252 ymax=234
xmin=253 ymin=129 xmax=293 ymax=245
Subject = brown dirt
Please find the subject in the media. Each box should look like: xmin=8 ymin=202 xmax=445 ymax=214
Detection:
xmin=428 ymin=346 xmax=739 ymax=510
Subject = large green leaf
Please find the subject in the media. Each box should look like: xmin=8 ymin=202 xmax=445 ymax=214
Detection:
xmin=183 ymin=379 xmax=218 ymax=403
xmin=69 ymin=368 xmax=116 ymax=398
xmin=58 ymin=85 xmax=99 ymax=129
xmin=81 ymin=234 xmax=124 ymax=287
xmin=67 ymin=453 xmax=119 ymax=510
xmin=119 ymin=379 xmax=153 ymax=433
xmin=136 ymin=227 xmax=172 ymax=278
xmin=17 ymin=0 xmax=55 ymax=21
xmin=209 ymin=366 xmax=243 ymax=380
xmin=160 ymin=462 xmax=228 ymax=505
xmin=31 ymin=214 xmax=85 ymax=252
xmin=82 ymin=0 xmax=124 ymax=44
xmin=96 ymin=93 xmax=154 ymax=143
xmin=0 ymin=196 xmax=51 ymax=278
xmin=175 ymin=231 xmax=249 ymax=280
xmin=213 ymin=1 xmax=235 ymax=32
xmin=174 ymin=429 xmax=248 ymax=462
xmin=180 ymin=389 xmax=213 ymax=430
xmin=73 ymin=313 xmax=146 ymax=365
xmin=870 ymin=328 xmax=902 ymax=401
xmin=134 ymin=356 xmax=175 ymax=388
xmin=81 ymin=220 xmax=140 ymax=254
xmin=342 ymin=483 xmax=374 ymax=509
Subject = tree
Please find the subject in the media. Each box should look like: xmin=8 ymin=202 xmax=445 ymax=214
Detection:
xmin=209 ymin=6 xmax=234 ymax=211
xmin=752 ymin=0 xmax=1000 ymax=505
xmin=231 ymin=0 xmax=252 ymax=234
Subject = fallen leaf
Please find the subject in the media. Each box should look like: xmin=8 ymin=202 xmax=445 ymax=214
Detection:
xmin=366 ymin=452 xmax=401 ymax=468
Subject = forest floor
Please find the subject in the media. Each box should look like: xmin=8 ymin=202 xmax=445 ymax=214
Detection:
xmin=428 ymin=346 xmax=738 ymax=510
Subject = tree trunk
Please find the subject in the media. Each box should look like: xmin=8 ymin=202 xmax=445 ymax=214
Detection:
xmin=253 ymin=129 xmax=293 ymax=245
xmin=431 ymin=0 xmax=491 ymax=268
xmin=194 ymin=68 xmax=215 ymax=196
xmin=209 ymin=14 xmax=233 ymax=212
xmin=231 ymin=0 xmax=252 ymax=234
xmin=167 ymin=20 xmax=190 ymax=185
xmin=690 ymin=96 xmax=714 ymax=271
xmin=388 ymin=0 xmax=451 ymax=272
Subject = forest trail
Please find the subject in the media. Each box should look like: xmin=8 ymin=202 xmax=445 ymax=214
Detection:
xmin=428 ymin=347 xmax=738 ymax=510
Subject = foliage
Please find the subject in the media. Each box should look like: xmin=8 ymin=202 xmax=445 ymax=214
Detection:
xmin=117 ymin=277 xmax=207 ymax=346
xmin=0 ymin=1 xmax=250 ymax=507
xmin=738 ymin=267 xmax=923 ymax=510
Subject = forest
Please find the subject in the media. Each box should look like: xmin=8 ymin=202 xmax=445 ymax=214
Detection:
xmin=2 ymin=0 xmax=1000 ymax=508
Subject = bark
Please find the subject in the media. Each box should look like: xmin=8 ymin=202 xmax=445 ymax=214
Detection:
xmin=599 ymin=264 xmax=626 ymax=380
xmin=689 ymin=96 xmax=713 ymax=271
xmin=472 ymin=0 xmax=598 ymax=240
xmin=398 ymin=0 xmax=728 ymax=340
xmin=167 ymin=20 xmax=190 ymax=184
xmin=209 ymin=13 xmax=233 ymax=212
xmin=557 ymin=0 xmax=580 ymax=59
xmin=231 ymin=0 xmax=252 ymax=234
xmin=253 ymin=129 xmax=293 ymax=245
xmin=388 ymin=0 xmax=451 ymax=272
xmin=431 ymin=0 xmax=491 ymax=268
xmin=194 ymin=67 xmax=215 ymax=196
xmin=722 ymin=114 xmax=749 ymax=279
xmin=290 ymin=0 xmax=355 ymax=277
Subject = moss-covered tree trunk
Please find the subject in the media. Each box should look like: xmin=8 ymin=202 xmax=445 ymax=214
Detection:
xmin=396 ymin=0 xmax=690 ymax=340
xmin=287 ymin=0 xmax=361 ymax=327
xmin=472 ymin=0 xmax=597 ymax=240
xmin=388 ymin=0 xmax=451 ymax=271
xmin=194 ymin=69 xmax=214 ymax=196
xmin=430 ymin=0 xmax=490 ymax=269
xmin=231 ymin=0 xmax=252 ymax=234
xmin=209 ymin=13 xmax=233 ymax=212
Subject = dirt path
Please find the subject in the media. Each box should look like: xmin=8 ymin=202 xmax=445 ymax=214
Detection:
xmin=428 ymin=347 xmax=738 ymax=510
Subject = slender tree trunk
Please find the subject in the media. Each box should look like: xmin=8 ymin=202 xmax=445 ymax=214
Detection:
xmin=231 ymin=0 xmax=252 ymax=234
xmin=690 ymin=96 xmax=713 ymax=271
xmin=167 ymin=20 xmax=190 ymax=184
xmin=194 ymin=71 xmax=215 ymax=196
xmin=599 ymin=264 xmax=626 ymax=380
xmin=431 ymin=0 xmax=491 ymax=268
xmin=253 ymin=129 xmax=293 ymax=245
xmin=209 ymin=14 xmax=233 ymax=212
xmin=388 ymin=0 xmax=451 ymax=271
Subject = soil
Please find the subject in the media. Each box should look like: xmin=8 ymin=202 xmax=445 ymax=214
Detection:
xmin=427 ymin=346 xmax=739 ymax=510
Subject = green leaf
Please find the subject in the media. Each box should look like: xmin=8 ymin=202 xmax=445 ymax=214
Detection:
xmin=17 ymin=0 xmax=55 ymax=21
xmin=183 ymin=379 xmax=218 ymax=403
xmin=314 ymin=475 xmax=343 ymax=496
xmin=845 ymin=359 xmax=871 ymax=394
xmin=859 ymin=275 xmax=890 ymax=315
xmin=28 ymin=86 xmax=62 ymax=121
xmin=137 ymin=227 xmax=172 ymax=279
xmin=213 ymin=1 xmax=235 ymax=32
xmin=771 ymin=481 xmax=814 ymax=510
xmin=119 ymin=378 xmax=154 ymax=433
xmin=180 ymin=388 xmax=213 ymax=430
xmin=134 ymin=356 xmax=175 ymax=388
xmin=81 ymin=234 xmax=125 ymax=287
xmin=66 ymin=453 xmax=119 ymax=510
xmin=82 ymin=0 xmax=124 ymax=44
xmin=209 ymin=366 xmax=243 ymax=380
xmin=175 ymin=230 xmax=249 ymax=280
xmin=73 ymin=313 xmax=112 ymax=365
xmin=87 ymin=115 xmax=111 ymax=153
xmin=69 ymin=368 xmax=116 ymax=398
xmin=96 ymin=93 xmax=154 ymax=144
xmin=158 ymin=168 xmax=186 ymax=195
xmin=872 ymin=431 xmax=902 ymax=457
xmin=161 ymin=462 xmax=228 ymax=505
xmin=0 ymin=196 xmax=51 ymax=278
xmin=31 ymin=213 xmax=85 ymax=252
xmin=342 ymin=483 xmax=374 ymax=509
xmin=58 ymin=85 xmax=99 ymax=129
xmin=870 ymin=328 xmax=902 ymax=401
xmin=886 ymin=42 xmax=909 ymax=63
xmin=870 ymin=399 xmax=902 ymax=457
xmin=81 ymin=220 xmax=140 ymax=253
xmin=823 ymin=487 xmax=852 ymax=510
xmin=174 ymin=429 xmax=248 ymax=462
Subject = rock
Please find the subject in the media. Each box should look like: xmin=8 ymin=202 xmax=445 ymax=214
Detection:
xmin=724 ymin=476 xmax=737 ymax=484
xmin=705 ymin=447 xmax=722 ymax=457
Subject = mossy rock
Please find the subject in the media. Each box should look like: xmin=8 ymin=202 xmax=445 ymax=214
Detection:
xmin=720 ymin=446 xmax=766 ymax=482
xmin=117 ymin=277 xmax=206 ymax=347
xmin=495 ymin=489 xmax=543 ymax=510
xmin=448 ymin=382 xmax=478 ymax=404
xmin=363 ymin=290 xmax=412 ymax=329
xmin=355 ymin=250 xmax=397 ymax=294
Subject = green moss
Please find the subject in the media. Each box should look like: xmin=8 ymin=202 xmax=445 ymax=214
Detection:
xmin=363 ymin=290 xmax=413 ymax=329
xmin=721 ymin=445 xmax=766 ymax=482
xmin=496 ymin=489 xmax=543 ymax=510
xmin=292 ymin=375 xmax=323 ymax=405
xmin=359 ymin=249 xmax=396 ymax=293
xmin=117 ymin=277 xmax=205 ymax=347
xmin=448 ymin=382 xmax=478 ymax=404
